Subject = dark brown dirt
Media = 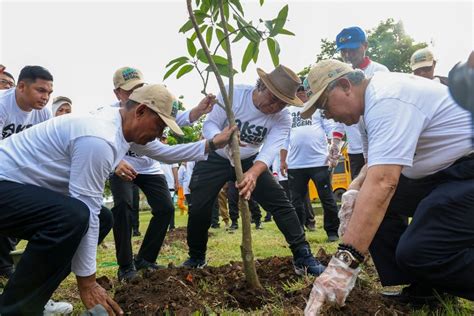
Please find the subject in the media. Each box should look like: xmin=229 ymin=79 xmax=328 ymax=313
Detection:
xmin=114 ymin=248 xmax=411 ymax=315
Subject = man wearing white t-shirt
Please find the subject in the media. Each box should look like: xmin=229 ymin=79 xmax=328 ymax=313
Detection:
xmin=336 ymin=26 xmax=389 ymax=179
xmin=301 ymin=60 xmax=473 ymax=314
xmin=182 ymin=65 xmax=325 ymax=276
xmin=159 ymin=133 xmax=180 ymax=230
xmin=281 ymin=84 xmax=344 ymax=241
xmin=0 ymin=84 xmax=234 ymax=315
xmin=108 ymin=67 xmax=217 ymax=282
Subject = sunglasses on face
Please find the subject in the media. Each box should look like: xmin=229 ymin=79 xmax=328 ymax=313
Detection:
xmin=0 ymin=79 xmax=15 ymax=88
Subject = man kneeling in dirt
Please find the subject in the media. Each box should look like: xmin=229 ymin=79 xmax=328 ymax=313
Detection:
xmin=301 ymin=60 xmax=473 ymax=315
xmin=0 ymin=84 xmax=234 ymax=315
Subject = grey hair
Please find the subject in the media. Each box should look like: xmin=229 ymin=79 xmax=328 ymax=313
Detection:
xmin=327 ymin=70 xmax=366 ymax=92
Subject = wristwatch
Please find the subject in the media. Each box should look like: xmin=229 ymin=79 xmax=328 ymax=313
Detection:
xmin=335 ymin=250 xmax=360 ymax=269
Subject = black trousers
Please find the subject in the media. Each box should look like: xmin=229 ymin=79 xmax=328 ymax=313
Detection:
xmin=369 ymin=156 xmax=474 ymax=300
xmin=169 ymin=189 xmax=176 ymax=229
xmin=0 ymin=236 xmax=16 ymax=277
xmin=0 ymin=181 xmax=113 ymax=315
xmin=130 ymin=184 xmax=140 ymax=232
xmin=280 ymin=180 xmax=315 ymax=226
xmin=227 ymin=181 xmax=262 ymax=224
xmin=110 ymin=173 xmax=173 ymax=268
xmin=348 ymin=153 xmax=365 ymax=180
xmin=187 ymin=152 xmax=308 ymax=260
xmin=288 ymin=167 xmax=339 ymax=236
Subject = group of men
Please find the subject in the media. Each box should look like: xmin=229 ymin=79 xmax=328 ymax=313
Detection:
xmin=0 ymin=21 xmax=472 ymax=316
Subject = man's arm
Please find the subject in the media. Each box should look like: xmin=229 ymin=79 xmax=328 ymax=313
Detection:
xmin=342 ymin=164 xmax=402 ymax=253
xmin=280 ymin=149 xmax=288 ymax=178
xmin=172 ymin=164 xmax=179 ymax=191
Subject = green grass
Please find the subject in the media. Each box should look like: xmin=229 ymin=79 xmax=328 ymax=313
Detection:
xmin=14 ymin=205 xmax=474 ymax=315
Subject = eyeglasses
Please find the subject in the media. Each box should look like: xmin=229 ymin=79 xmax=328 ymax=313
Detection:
xmin=0 ymin=79 xmax=15 ymax=88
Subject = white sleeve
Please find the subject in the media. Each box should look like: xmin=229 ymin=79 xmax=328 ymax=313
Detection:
xmin=366 ymin=100 xmax=427 ymax=168
xmin=69 ymin=137 xmax=114 ymax=277
xmin=176 ymin=110 xmax=191 ymax=127
xmin=202 ymin=92 xmax=228 ymax=139
xmin=131 ymin=139 xmax=208 ymax=164
xmin=359 ymin=118 xmax=369 ymax=158
xmin=255 ymin=113 xmax=291 ymax=168
xmin=178 ymin=165 xmax=186 ymax=186
xmin=321 ymin=117 xmax=344 ymax=139
xmin=0 ymin=107 xmax=6 ymax=140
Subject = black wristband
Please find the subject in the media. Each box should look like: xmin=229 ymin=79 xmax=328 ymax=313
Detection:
xmin=208 ymin=138 xmax=217 ymax=151
xmin=338 ymin=243 xmax=365 ymax=263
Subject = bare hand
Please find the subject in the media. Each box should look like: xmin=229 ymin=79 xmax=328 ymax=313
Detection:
xmin=236 ymin=171 xmax=258 ymax=200
xmin=305 ymin=257 xmax=360 ymax=316
xmin=212 ymin=125 xmax=239 ymax=149
xmin=115 ymin=160 xmax=137 ymax=181
xmin=280 ymin=160 xmax=288 ymax=177
xmin=190 ymin=94 xmax=217 ymax=122
xmin=79 ymin=281 xmax=123 ymax=316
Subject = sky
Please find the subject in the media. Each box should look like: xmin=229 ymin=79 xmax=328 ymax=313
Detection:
xmin=0 ymin=0 xmax=473 ymax=114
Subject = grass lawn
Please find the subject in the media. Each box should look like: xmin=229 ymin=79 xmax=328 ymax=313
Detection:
xmin=11 ymin=204 xmax=474 ymax=315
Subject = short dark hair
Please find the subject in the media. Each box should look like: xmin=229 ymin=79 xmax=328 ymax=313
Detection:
xmin=255 ymin=78 xmax=267 ymax=92
xmin=124 ymin=99 xmax=140 ymax=110
xmin=2 ymin=71 xmax=14 ymax=82
xmin=18 ymin=65 xmax=53 ymax=84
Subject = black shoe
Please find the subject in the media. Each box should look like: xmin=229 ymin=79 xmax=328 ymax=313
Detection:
xmin=293 ymin=246 xmax=325 ymax=276
xmin=117 ymin=266 xmax=138 ymax=282
xmin=327 ymin=234 xmax=339 ymax=242
xmin=179 ymin=257 xmax=207 ymax=268
xmin=229 ymin=222 xmax=238 ymax=230
xmin=134 ymin=257 xmax=165 ymax=272
xmin=255 ymin=222 xmax=263 ymax=230
xmin=210 ymin=223 xmax=220 ymax=229
xmin=264 ymin=216 xmax=272 ymax=222
xmin=382 ymin=284 xmax=452 ymax=308
xmin=132 ymin=230 xmax=141 ymax=237
xmin=305 ymin=223 xmax=316 ymax=232
xmin=0 ymin=267 xmax=14 ymax=279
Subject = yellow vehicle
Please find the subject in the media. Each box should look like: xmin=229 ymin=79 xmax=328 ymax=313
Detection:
xmin=309 ymin=147 xmax=351 ymax=202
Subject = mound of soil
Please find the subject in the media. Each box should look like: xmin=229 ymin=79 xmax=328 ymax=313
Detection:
xmin=161 ymin=227 xmax=214 ymax=247
xmin=114 ymin=249 xmax=410 ymax=315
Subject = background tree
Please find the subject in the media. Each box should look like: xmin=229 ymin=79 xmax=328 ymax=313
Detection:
xmin=164 ymin=0 xmax=294 ymax=289
xmin=300 ymin=18 xmax=427 ymax=76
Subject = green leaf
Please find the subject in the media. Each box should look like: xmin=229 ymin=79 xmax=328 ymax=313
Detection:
xmin=190 ymin=24 xmax=208 ymax=41
xmin=164 ymin=60 xmax=187 ymax=80
xmin=259 ymin=0 xmax=264 ymax=5
xmin=179 ymin=20 xmax=194 ymax=33
xmin=278 ymin=28 xmax=295 ymax=36
xmin=226 ymin=23 xmax=236 ymax=33
xmin=264 ymin=20 xmax=273 ymax=33
xmin=186 ymin=38 xmax=196 ymax=57
xmin=200 ymin=0 xmax=210 ymax=12
xmin=235 ymin=17 xmax=260 ymax=42
xmin=206 ymin=64 xmax=237 ymax=78
xmin=223 ymin=1 xmax=229 ymax=20
xmin=212 ymin=55 xmax=228 ymax=65
xmin=229 ymin=0 xmax=244 ymax=15
xmin=194 ymin=10 xmax=209 ymax=23
xmin=267 ymin=38 xmax=280 ymax=66
xmin=232 ymin=31 xmax=244 ymax=43
xmin=270 ymin=5 xmax=288 ymax=37
xmin=242 ymin=42 xmax=256 ymax=72
xmin=252 ymin=42 xmax=260 ymax=63
xmin=196 ymin=49 xmax=209 ymax=64
xmin=206 ymin=26 xmax=213 ymax=46
xmin=215 ymin=28 xmax=228 ymax=51
xmin=176 ymin=64 xmax=194 ymax=79
xmin=165 ymin=56 xmax=189 ymax=68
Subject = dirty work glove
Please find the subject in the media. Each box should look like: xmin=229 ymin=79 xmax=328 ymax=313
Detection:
xmin=327 ymin=138 xmax=342 ymax=168
xmin=338 ymin=189 xmax=358 ymax=237
xmin=304 ymin=256 xmax=360 ymax=316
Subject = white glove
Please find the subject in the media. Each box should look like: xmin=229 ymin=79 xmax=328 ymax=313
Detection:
xmin=327 ymin=138 xmax=342 ymax=168
xmin=304 ymin=256 xmax=360 ymax=316
xmin=338 ymin=189 xmax=358 ymax=237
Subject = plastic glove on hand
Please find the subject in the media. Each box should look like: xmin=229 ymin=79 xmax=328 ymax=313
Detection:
xmin=338 ymin=189 xmax=358 ymax=237
xmin=327 ymin=138 xmax=342 ymax=168
xmin=304 ymin=256 xmax=360 ymax=316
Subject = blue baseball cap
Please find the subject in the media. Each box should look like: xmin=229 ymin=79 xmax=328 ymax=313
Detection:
xmin=336 ymin=27 xmax=367 ymax=51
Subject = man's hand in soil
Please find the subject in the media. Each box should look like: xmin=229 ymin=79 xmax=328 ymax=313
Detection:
xmin=304 ymin=257 xmax=360 ymax=316
xmin=338 ymin=190 xmax=358 ymax=237
xmin=115 ymin=160 xmax=137 ymax=182
xmin=77 ymin=275 xmax=123 ymax=315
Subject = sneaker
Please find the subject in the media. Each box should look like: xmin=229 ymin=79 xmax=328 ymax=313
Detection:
xmin=132 ymin=230 xmax=141 ymax=237
xmin=305 ymin=223 xmax=316 ymax=232
xmin=43 ymin=299 xmax=73 ymax=315
xmin=134 ymin=257 xmax=166 ymax=271
xmin=210 ymin=223 xmax=220 ymax=229
xmin=327 ymin=234 xmax=339 ymax=242
xmin=264 ymin=216 xmax=272 ymax=222
xmin=255 ymin=222 xmax=263 ymax=230
xmin=179 ymin=257 xmax=207 ymax=268
xmin=293 ymin=246 xmax=325 ymax=276
xmin=117 ymin=265 xmax=138 ymax=282
xmin=229 ymin=222 xmax=238 ymax=230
